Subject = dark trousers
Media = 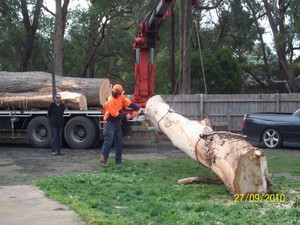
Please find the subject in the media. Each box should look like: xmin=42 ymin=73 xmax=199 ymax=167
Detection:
xmin=51 ymin=126 xmax=63 ymax=153
xmin=101 ymin=120 xmax=123 ymax=162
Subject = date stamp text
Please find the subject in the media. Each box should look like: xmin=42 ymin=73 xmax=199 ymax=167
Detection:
xmin=234 ymin=193 xmax=286 ymax=203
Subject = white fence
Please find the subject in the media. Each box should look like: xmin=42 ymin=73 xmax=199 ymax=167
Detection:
xmin=161 ymin=93 xmax=300 ymax=132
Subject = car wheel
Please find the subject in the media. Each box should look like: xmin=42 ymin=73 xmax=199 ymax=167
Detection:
xmin=64 ymin=116 xmax=96 ymax=149
xmin=262 ymin=128 xmax=282 ymax=149
xmin=27 ymin=116 xmax=51 ymax=148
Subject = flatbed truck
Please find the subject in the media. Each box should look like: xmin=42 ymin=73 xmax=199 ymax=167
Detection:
xmin=0 ymin=110 xmax=104 ymax=149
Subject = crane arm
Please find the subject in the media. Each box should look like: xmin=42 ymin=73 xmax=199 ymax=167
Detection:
xmin=134 ymin=0 xmax=174 ymax=50
xmin=132 ymin=0 xmax=198 ymax=107
xmin=132 ymin=0 xmax=175 ymax=107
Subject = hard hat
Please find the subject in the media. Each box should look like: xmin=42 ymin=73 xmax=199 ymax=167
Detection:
xmin=112 ymin=84 xmax=124 ymax=94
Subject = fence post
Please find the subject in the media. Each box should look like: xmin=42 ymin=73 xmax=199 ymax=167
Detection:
xmin=276 ymin=93 xmax=280 ymax=112
xmin=199 ymin=94 xmax=204 ymax=119
xmin=227 ymin=113 xmax=231 ymax=132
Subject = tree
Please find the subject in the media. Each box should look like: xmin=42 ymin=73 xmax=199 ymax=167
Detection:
xmin=196 ymin=0 xmax=299 ymax=93
xmin=216 ymin=0 xmax=257 ymax=56
xmin=65 ymin=0 xmax=134 ymax=78
xmin=53 ymin=0 xmax=69 ymax=76
xmin=262 ymin=0 xmax=298 ymax=92
xmin=243 ymin=0 xmax=272 ymax=92
xmin=0 ymin=0 xmax=44 ymax=71
xmin=169 ymin=4 xmax=176 ymax=93
xmin=178 ymin=0 xmax=224 ymax=94
xmin=1 ymin=0 xmax=299 ymax=94
xmin=178 ymin=0 xmax=192 ymax=94
xmin=290 ymin=1 xmax=300 ymax=58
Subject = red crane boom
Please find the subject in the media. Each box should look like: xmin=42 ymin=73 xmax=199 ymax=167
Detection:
xmin=132 ymin=0 xmax=175 ymax=108
xmin=132 ymin=0 xmax=199 ymax=107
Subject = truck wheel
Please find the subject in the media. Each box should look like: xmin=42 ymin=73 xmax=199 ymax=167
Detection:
xmin=262 ymin=128 xmax=282 ymax=149
xmin=64 ymin=116 xmax=96 ymax=149
xmin=27 ymin=116 xmax=51 ymax=148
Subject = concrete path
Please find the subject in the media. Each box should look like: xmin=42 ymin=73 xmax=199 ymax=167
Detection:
xmin=0 ymin=185 xmax=85 ymax=225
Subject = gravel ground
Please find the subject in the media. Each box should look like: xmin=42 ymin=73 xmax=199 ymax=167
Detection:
xmin=0 ymin=139 xmax=299 ymax=185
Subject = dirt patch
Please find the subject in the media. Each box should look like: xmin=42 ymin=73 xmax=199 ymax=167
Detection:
xmin=273 ymin=173 xmax=300 ymax=180
xmin=0 ymin=139 xmax=188 ymax=185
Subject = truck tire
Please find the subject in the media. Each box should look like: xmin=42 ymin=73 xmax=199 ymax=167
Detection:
xmin=27 ymin=116 xmax=51 ymax=148
xmin=262 ymin=128 xmax=282 ymax=149
xmin=64 ymin=116 xmax=96 ymax=149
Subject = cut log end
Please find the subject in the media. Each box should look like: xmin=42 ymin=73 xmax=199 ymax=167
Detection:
xmin=234 ymin=151 xmax=270 ymax=194
xmin=60 ymin=91 xmax=88 ymax=110
xmin=98 ymin=78 xmax=111 ymax=107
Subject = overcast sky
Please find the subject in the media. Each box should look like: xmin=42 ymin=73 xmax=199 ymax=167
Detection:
xmin=44 ymin=0 xmax=88 ymax=12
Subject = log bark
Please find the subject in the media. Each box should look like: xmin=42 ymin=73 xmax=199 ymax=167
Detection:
xmin=0 ymin=91 xmax=87 ymax=110
xmin=0 ymin=71 xmax=111 ymax=107
xmin=145 ymin=95 xmax=271 ymax=194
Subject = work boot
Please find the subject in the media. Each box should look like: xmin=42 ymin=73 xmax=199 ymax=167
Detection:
xmin=116 ymin=160 xmax=122 ymax=165
xmin=100 ymin=154 xmax=107 ymax=167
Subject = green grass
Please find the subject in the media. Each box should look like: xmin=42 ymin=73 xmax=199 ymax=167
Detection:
xmin=266 ymin=154 xmax=300 ymax=174
xmin=36 ymin=157 xmax=300 ymax=225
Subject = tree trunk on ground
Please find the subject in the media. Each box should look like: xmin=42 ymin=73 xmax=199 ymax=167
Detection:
xmin=0 ymin=71 xmax=111 ymax=108
xmin=0 ymin=91 xmax=87 ymax=110
xmin=145 ymin=95 xmax=271 ymax=194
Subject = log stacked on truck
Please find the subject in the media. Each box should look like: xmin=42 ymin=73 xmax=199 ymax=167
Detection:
xmin=0 ymin=92 xmax=87 ymax=110
xmin=145 ymin=95 xmax=271 ymax=195
xmin=0 ymin=71 xmax=111 ymax=110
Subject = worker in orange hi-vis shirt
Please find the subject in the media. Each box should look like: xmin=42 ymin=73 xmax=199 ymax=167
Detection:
xmin=100 ymin=84 xmax=142 ymax=166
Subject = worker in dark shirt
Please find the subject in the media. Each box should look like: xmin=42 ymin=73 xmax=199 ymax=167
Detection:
xmin=48 ymin=93 xmax=65 ymax=156
xmin=100 ymin=84 xmax=141 ymax=166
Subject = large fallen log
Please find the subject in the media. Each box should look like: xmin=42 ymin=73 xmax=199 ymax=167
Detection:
xmin=145 ymin=95 xmax=271 ymax=194
xmin=0 ymin=91 xmax=87 ymax=110
xmin=0 ymin=71 xmax=111 ymax=108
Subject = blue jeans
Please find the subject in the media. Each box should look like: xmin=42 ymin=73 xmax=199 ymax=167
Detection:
xmin=51 ymin=126 xmax=63 ymax=153
xmin=101 ymin=120 xmax=123 ymax=162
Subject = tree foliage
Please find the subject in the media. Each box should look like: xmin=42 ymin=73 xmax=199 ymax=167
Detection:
xmin=191 ymin=48 xmax=242 ymax=94
xmin=0 ymin=0 xmax=299 ymax=94
xmin=216 ymin=0 xmax=257 ymax=56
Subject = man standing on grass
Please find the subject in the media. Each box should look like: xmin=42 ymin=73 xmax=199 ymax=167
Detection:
xmin=100 ymin=84 xmax=142 ymax=166
xmin=48 ymin=93 xmax=65 ymax=156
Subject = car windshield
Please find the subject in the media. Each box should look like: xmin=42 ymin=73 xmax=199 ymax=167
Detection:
xmin=292 ymin=108 xmax=300 ymax=117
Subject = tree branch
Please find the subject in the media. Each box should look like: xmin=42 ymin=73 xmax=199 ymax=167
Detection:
xmin=242 ymin=69 xmax=267 ymax=88
xmin=42 ymin=4 xmax=55 ymax=16
xmin=195 ymin=0 xmax=224 ymax=10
